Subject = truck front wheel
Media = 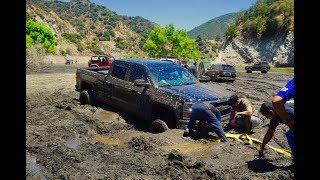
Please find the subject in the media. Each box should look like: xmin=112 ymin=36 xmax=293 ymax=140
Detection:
xmin=79 ymin=90 xmax=92 ymax=105
xmin=149 ymin=119 xmax=169 ymax=133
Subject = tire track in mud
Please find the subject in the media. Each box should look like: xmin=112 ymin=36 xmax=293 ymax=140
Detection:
xmin=26 ymin=92 xmax=218 ymax=179
xmin=203 ymin=72 xmax=290 ymax=104
xmin=236 ymin=77 xmax=285 ymax=87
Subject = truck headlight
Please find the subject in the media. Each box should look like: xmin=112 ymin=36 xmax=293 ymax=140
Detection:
xmin=182 ymin=102 xmax=193 ymax=119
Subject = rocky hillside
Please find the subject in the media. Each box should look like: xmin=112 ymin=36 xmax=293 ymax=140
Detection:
xmin=188 ymin=13 xmax=237 ymax=40
xmin=26 ymin=0 xmax=155 ymax=57
xmin=215 ymin=32 xmax=294 ymax=67
xmin=215 ymin=0 xmax=294 ymax=67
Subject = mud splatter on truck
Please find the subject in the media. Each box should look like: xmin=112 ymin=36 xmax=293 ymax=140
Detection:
xmin=76 ymin=59 xmax=232 ymax=131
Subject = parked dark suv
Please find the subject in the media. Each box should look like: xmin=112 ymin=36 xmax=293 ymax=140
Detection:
xmin=203 ymin=64 xmax=236 ymax=82
xmin=245 ymin=61 xmax=270 ymax=73
xmin=65 ymin=59 xmax=74 ymax=65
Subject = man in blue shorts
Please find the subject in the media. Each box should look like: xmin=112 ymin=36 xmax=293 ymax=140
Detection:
xmin=259 ymin=78 xmax=294 ymax=157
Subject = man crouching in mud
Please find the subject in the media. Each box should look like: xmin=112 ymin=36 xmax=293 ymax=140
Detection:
xmin=226 ymin=94 xmax=262 ymax=133
xmin=184 ymin=102 xmax=228 ymax=142
xmin=259 ymin=78 xmax=294 ymax=158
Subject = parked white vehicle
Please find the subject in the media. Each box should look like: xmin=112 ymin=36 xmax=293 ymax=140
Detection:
xmin=160 ymin=58 xmax=181 ymax=64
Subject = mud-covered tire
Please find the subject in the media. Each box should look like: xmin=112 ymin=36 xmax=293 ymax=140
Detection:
xmin=79 ymin=90 xmax=92 ymax=105
xmin=261 ymin=69 xmax=267 ymax=73
xmin=149 ymin=119 xmax=169 ymax=133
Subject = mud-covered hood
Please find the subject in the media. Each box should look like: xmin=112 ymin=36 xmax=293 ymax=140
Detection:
xmin=159 ymin=84 xmax=220 ymax=102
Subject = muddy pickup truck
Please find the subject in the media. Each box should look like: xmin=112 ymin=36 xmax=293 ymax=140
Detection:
xmin=75 ymin=59 xmax=232 ymax=133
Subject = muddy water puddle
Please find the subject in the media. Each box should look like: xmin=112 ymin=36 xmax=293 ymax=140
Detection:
xmin=93 ymin=110 xmax=120 ymax=122
xmin=91 ymin=131 xmax=221 ymax=156
xmin=91 ymin=134 xmax=126 ymax=147
xmin=90 ymin=130 xmax=145 ymax=146
xmin=162 ymin=140 xmax=220 ymax=154
xmin=66 ymin=138 xmax=81 ymax=149
xmin=89 ymin=115 xmax=228 ymax=155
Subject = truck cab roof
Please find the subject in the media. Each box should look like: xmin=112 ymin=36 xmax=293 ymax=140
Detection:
xmin=114 ymin=59 xmax=177 ymax=68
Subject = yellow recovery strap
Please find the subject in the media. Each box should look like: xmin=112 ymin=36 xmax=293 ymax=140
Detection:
xmin=225 ymin=133 xmax=292 ymax=158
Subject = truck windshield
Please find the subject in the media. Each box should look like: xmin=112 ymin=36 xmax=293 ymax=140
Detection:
xmin=91 ymin=56 xmax=105 ymax=61
xmin=149 ymin=65 xmax=196 ymax=87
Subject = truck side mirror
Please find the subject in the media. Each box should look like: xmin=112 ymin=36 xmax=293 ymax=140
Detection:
xmin=134 ymin=79 xmax=151 ymax=88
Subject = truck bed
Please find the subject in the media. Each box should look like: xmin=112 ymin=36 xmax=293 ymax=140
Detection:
xmin=76 ymin=67 xmax=110 ymax=92
xmin=77 ymin=67 xmax=110 ymax=76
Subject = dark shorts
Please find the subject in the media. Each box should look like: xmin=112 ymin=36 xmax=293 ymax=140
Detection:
xmin=235 ymin=115 xmax=262 ymax=133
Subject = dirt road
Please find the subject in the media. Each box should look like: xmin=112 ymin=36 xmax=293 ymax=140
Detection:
xmin=26 ymin=65 xmax=294 ymax=179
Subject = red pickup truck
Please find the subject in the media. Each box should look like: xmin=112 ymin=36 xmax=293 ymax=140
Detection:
xmin=88 ymin=55 xmax=114 ymax=67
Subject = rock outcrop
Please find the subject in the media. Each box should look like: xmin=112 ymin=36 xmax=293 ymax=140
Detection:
xmin=215 ymin=32 xmax=294 ymax=67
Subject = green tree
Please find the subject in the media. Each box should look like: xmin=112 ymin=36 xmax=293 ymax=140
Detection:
xmin=271 ymin=0 xmax=294 ymax=27
xmin=26 ymin=35 xmax=33 ymax=48
xmin=102 ymin=30 xmax=114 ymax=41
xmin=225 ymin=25 xmax=238 ymax=40
xmin=253 ymin=0 xmax=271 ymax=17
xmin=143 ymin=24 xmax=200 ymax=60
xmin=252 ymin=16 xmax=267 ymax=34
xmin=76 ymin=43 xmax=84 ymax=52
xmin=215 ymin=36 xmax=221 ymax=42
xmin=235 ymin=0 xmax=293 ymax=36
xmin=195 ymin=35 xmax=204 ymax=50
xmin=26 ymin=19 xmax=57 ymax=53
xmin=87 ymin=41 xmax=104 ymax=54
xmin=124 ymin=53 xmax=144 ymax=58
xmin=115 ymin=37 xmax=125 ymax=50
xmin=62 ymin=33 xmax=82 ymax=43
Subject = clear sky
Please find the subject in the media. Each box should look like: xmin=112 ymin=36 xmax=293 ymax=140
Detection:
xmin=90 ymin=0 xmax=257 ymax=31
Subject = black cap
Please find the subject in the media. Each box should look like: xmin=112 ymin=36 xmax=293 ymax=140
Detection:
xmin=228 ymin=94 xmax=239 ymax=106
xmin=259 ymin=102 xmax=274 ymax=114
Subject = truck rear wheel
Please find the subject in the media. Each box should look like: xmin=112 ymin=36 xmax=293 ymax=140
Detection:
xmin=79 ymin=90 xmax=92 ymax=105
xmin=149 ymin=119 xmax=169 ymax=133
xmin=261 ymin=69 xmax=267 ymax=73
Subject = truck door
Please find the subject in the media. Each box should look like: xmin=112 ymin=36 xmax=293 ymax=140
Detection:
xmin=127 ymin=65 xmax=150 ymax=114
xmin=95 ymin=73 xmax=110 ymax=101
xmin=108 ymin=63 xmax=133 ymax=111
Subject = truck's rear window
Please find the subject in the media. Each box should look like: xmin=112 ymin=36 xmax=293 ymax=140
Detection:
xmin=129 ymin=66 xmax=147 ymax=82
xmin=91 ymin=56 xmax=105 ymax=61
xmin=112 ymin=65 xmax=127 ymax=80
xmin=222 ymin=65 xmax=235 ymax=71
